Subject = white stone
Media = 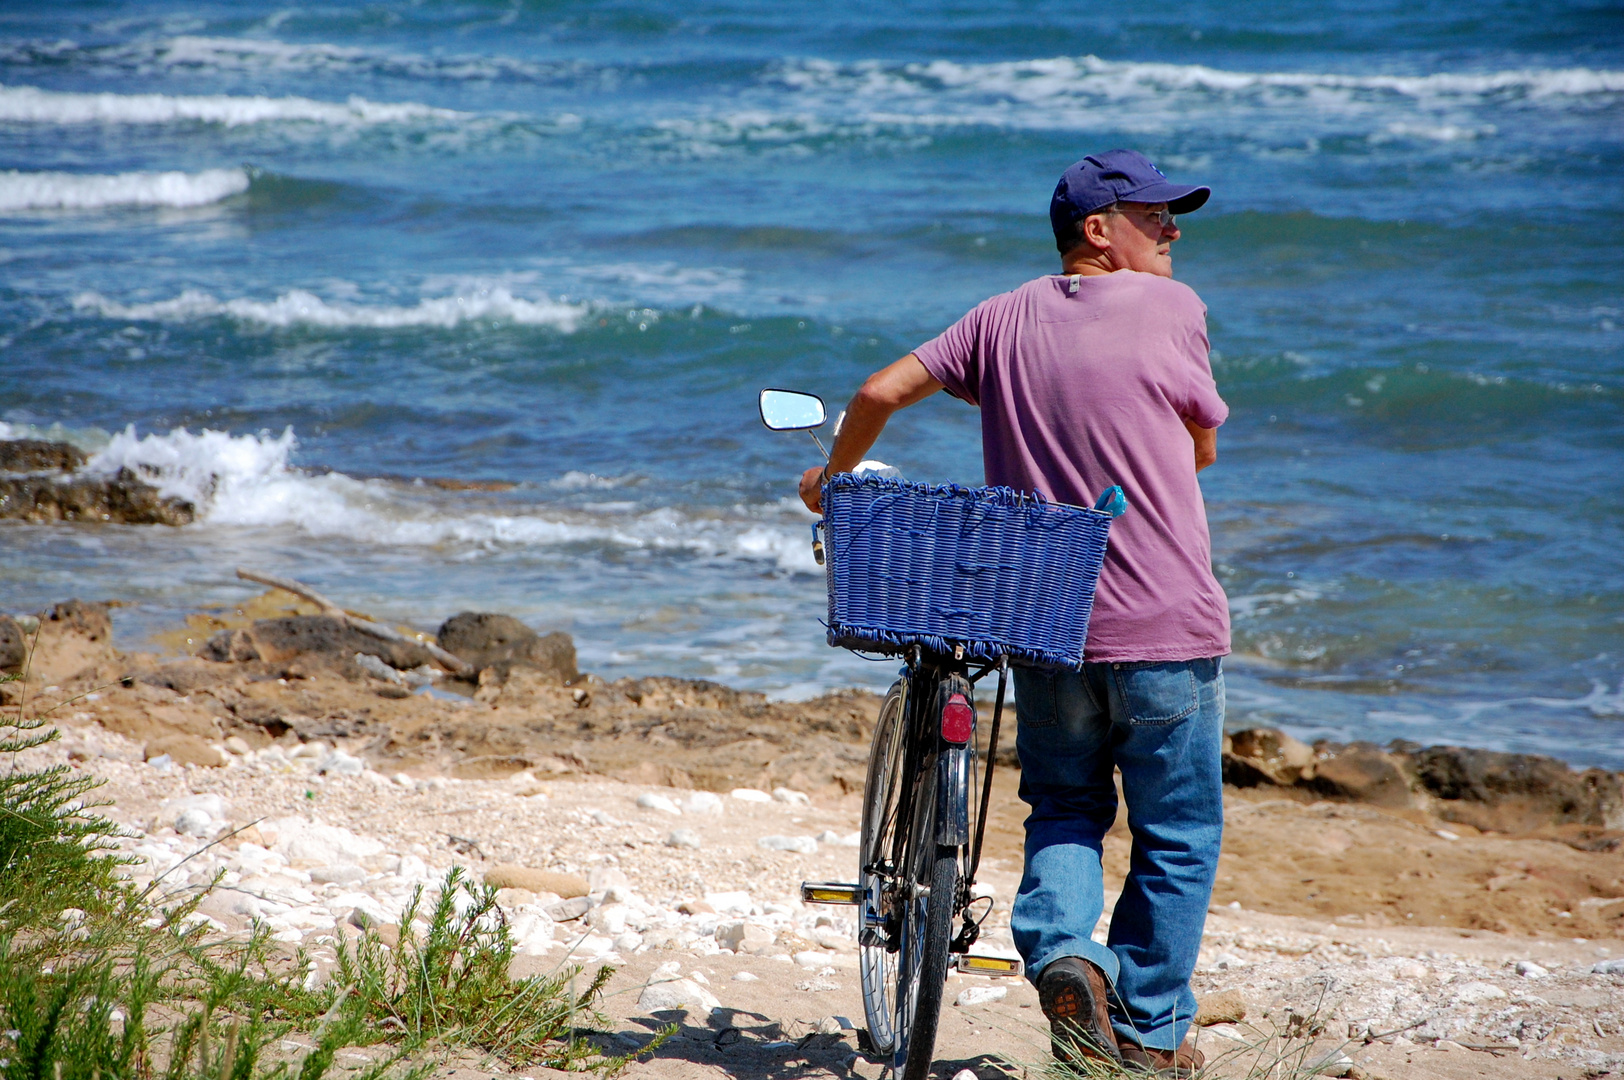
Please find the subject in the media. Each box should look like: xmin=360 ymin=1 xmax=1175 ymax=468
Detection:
xmin=666 ymin=829 xmax=702 ymax=849
xmin=174 ymin=808 xmax=217 ymax=838
xmin=637 ymin=793 xmax=681 ymax=815
xmin=1515 ymin=960 xmax=1549 ymax=979
xmin=952 ymin=1070 xmax=980 ymax=1080
xmin=970 ymin=882 xmax=997 ymax=899
xmin=758 ymin=835 xmax=818 ymax=854
xmin=637 ymin=978 xmax=719 ymax=1016
xmin=1592 ymin=958 xmax=1624 ymax=975
xmin=706 ymin=890 xmax=752 ymax=914
xmin=392 ymin=773 xmax=415 ymax=788
xmin=795 ymin=951 xmax=830 ymax=968
xmin=1453 ymin=981 xmax=1507 ymax=1005
xmin=730 ymin=788 xmax=773 ymax=803
xmin=309 ymin=865 xmax=368 ymax=886
xmin=588 ymin=903 xmax=631 ymax=936
xmin=955 ymin=986 xmax=1007 ymax=1007
xmin=716 ymin=920 xmax=776 ymax=954
xmin=262 ymin=817 xmax=384 ymax=868
xmin=613 ymin=931 xmax=645 ymax=953
xmin=683 ymin=792 xmax=724 ymax=815
xmin=155 ymin=794 xmax=228 ymax=832
xmin=649 ymin=960 xmax=683 ymax=983
xmin=772 ymin=787 xmax=810 ymax=806
xmin=1394 ymin=961 xmax=1430 ymax=979
xmin=732 ymin=971 xmax=759 ymax=982
xmin=316 ymin=749 xmax=365 ymax=776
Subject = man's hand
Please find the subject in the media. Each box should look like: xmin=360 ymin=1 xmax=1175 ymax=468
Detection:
xmin=799 ymin=465 xmax=826 ymax=514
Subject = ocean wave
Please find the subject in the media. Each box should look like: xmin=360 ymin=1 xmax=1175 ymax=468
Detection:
xmin=0 ymin=34 xmax=570 ymax=84
xmin=0 ymin=167 xmax=249 ymax=211
xmin=0 ymin=83 xmax=464 ymax=127
xmin=71 ymin=285 xmax=588 ymax=331
xmin=84 ymin=425 xmax=820 ymax=573
xmin=748 ymin=55 xmax=1624 ymax=137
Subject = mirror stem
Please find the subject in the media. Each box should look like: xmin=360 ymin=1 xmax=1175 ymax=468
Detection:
xmin=808 ymin=430 xmax=830 ymax=461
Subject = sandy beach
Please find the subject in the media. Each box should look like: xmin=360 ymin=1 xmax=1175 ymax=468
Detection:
xmin=6 ymin=595 xmax=1623 ymax=1079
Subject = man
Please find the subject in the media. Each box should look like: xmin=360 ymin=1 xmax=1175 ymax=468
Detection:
xmin=797 ymin=150 xmax=1228 ymax=1077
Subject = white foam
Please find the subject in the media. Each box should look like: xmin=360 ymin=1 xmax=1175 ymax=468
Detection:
xmin=0 ymin=168 xmax=249 ymax=211
xmin=82 ymin=426 xmax=821 ymax=573
xmin=0 ymin=83 xmax=463 ymax=127
xmin=72 ymin=285 xmax=588 ymax=332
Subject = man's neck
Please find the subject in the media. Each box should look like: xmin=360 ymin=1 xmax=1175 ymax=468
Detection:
xmin=1060 ymin=250 xmax=1118 ymax=277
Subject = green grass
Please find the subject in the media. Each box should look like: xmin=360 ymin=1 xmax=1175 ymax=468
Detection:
xmin=0 ymin=629 xmax=655 ymax=1080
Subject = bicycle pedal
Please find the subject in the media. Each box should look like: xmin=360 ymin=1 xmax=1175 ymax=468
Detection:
xmin=954 ymin=954 xmax=1025 ymax=978
xmin=800 ymin=881 xmax=864 ymax=905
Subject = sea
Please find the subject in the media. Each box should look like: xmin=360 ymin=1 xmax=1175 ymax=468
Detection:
xmin=2 ymin=1 xmax=1621 ymax=766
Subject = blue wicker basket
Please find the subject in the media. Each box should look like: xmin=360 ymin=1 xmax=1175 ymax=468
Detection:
xmin=820 ymin=473 xmax=1114 ymax=669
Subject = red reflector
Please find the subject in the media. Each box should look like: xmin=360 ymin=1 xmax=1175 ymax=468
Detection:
xmin=941 ymin=694 xmax=974 ymax=743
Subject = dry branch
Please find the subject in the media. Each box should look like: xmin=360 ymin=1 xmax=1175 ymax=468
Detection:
xmin=234 ymin=567 xmax=474 ymax=676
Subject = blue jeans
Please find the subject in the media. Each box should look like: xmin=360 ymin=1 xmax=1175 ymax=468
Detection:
xmin=1010 ymin=657 xmax=1224 ymax=1052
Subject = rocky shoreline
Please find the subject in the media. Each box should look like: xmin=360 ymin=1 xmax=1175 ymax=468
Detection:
xmin=0 ymin=438 xmax=195 ymax=525
xmin=5 ymin=594 xmax=1624 ymax=1078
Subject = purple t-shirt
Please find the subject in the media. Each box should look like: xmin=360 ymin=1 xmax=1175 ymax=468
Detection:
xmin=913 ymin=271 xmax=1230 ymax=662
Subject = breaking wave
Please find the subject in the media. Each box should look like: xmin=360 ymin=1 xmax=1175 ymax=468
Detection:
xmin=84 ymin=426 xmax=819 ymax=572
xmin=72 ymin=285 xmax=589 ymax=331
xmin=0 ymin=167 xmax=249 ymax=211
xmin=0 ymin=83 xmax=464 ymax=127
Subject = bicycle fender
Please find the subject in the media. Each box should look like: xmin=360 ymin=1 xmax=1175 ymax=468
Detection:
xmin=935 ymin=745 xmax=970 ymax=846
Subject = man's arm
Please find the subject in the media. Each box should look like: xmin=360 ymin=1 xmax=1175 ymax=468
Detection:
xmin=1184 ymin=418 xmax=1217 ymax=472
xmin=799 ymin=354 xmax=944 ymax=513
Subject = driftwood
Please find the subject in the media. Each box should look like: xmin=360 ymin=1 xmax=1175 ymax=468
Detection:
xmin=234 ymin=567 xmax=474 ymax=677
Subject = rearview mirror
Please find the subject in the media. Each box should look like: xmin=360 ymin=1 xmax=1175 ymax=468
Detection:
xmin=759 ymin=389 xmax=827 ymax=431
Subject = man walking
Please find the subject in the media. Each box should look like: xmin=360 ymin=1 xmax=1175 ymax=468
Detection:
xmin=798 ymin=150 xmax=1228 ymax=1076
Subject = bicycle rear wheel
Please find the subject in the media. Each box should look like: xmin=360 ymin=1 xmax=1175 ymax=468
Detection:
xmin=858 ymin=679 xmax=908 ymax=1055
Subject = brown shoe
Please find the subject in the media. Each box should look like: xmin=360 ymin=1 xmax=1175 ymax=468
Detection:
xmin=1037 ymin=957 xmax=1121 ymax=1064
xmin=1119 ymin=1043 xmax=1205 ymax=1077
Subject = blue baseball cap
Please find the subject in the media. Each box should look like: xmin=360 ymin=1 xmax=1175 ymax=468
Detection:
xmin=1049 ymin=150 xmax=1210 ymax=244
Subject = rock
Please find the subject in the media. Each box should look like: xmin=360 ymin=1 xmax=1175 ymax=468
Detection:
xmin=773 ymin=787 xmax=811 ymax=806
xmin=435 ymin=613 xmax=578 ymax=683
xmin=683 ymin=792 xmax=724 ymax=815
xmin=545 ymin=896 xmax=591 ymax=922
xmin=731 ymin=788 xmax=773 ymax=803
xmin=1194 ymin=989 xmax=1247 ymax=1025
xmin=247 ymin=616 xmax=437 ymax=671
xmin=637 ymin=978 xmax=719 ymax=1016
xmin=666 ymin=829 xmax=701 ymax=849
xmin=1394 ymin=961 xmax=1430 ymax=979
xmin=677 ymin=899 xmax=715 ymax=915
xmin=637 ymin=793 xmax=682 ymax=815
xmin=484 ymin=865 xmax=589 ymax=898
xmin=1224 ymin=728 xmax=1316 ymax=786
xmin=198 ymin=629 xmax=261 ymax=663
xmin=0 ymin=614 xmax=26 ymax=673
xmin=47 ymin=599 xmax=112 ymax=643
xmin=716 ymin=920 xmax=776 ymax=954
xmin=310 ymin=865 xmax=368 ymax=885
xmin=174 ymin=808 xmax=216 ymax=837
xmin=817 ymin=829 xmax=862 ymax=847
xmin=496 ymin=888 xmax=538 ymax=909
xmin=1515 ymin=960 xmax=1549 ymax=978
xmin=705 ymin=891 xmax=752 ymax=914
xmin=262 ymin=817 xmax=384 ymax=867
xmin=0 ymin=466 xmax=194 ymax=525
xmin=224 ymin=736 xmax=252 ymax=755
xmin=758 ymin=835 xmax=818 ymax=854
xmin=145 ymin=734 xmax=227 ymax=768
xmin=1409 ymin=744 xmax=1624 ymax=832
xmin=950 ymin=1070 xmax=979 ymax=1080
xmin=1591 ymin=958 xmax=1624 ymax=975
xmin=0 ymin=439 xmax=87 ymax=473
xmin=732 ymin=971 xmax=758 ymax=982
xmin=954 ymin=986 xmax=1007 ymax=1007
xmin=1452 ymin=981 xmax=1507 ymax=1005
xmin=1306 ymin=744 xmax=1415 ymax=809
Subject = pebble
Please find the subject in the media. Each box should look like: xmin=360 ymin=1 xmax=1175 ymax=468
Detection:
xmin=683 ymin=792 xmax=724 ymax=814
xmin=954 ymin=986 xmax=1008 ymax=1007
xmin=772 ymin=787 xmax=810 ymax=806
xmin=636 ymin=792 xmax=681 ymax=815
xmin=1452 ymin=981 xmax=1507 ymax=1004
xmin=951 ymin=1070 xmax=979 ymax=1080
xmin=732 ymin=971 xmax=759 ymax=982
xmin=731 ymin=788 xmax=773 ymax=803
xmin=758 ymin=835 xmax=818 ymax=854
xmin=1394 ymin=960 xmax=1430 ymax=979
xmin=637 ymin=978 xmax=719 ymax=1016
xmin=1592 ymin=958 xmax=1624 ymax=975
xmin=666 ymin=829 xmax=702 ymax=849
xmin=1515 ymin=960 xmax=1549 ymax=978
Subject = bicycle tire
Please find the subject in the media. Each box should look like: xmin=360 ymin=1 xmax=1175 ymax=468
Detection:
xmin=858 ymin=679 xmax=908 ymax=1055
xmin=898 ymin=843 xmax=960 ymax=1080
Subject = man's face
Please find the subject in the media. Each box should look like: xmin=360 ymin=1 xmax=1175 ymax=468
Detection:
xmin=1096 ymin=201 xmax=1180 ymax=277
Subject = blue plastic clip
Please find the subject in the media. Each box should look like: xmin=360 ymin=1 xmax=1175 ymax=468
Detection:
xmin=1093 ymin=485 xmax=1128 ymax=518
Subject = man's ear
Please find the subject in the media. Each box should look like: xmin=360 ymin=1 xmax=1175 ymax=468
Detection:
xmin=1082 ymin=212 xmax=1112 ymax=251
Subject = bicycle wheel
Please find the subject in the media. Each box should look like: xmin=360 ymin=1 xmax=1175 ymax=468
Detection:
xmin=898 ymin=844 xmax=960 ymax=1080
xmin=858 ymin=679 xmax=908 ymax=1055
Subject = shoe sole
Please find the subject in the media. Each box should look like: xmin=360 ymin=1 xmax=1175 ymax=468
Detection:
xmin=1039 ymin=966 xmax=1119 ymax=1064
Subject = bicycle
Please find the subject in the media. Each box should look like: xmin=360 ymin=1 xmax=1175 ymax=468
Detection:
xmin=760 ymin=388 xmax=1121 ymax=1080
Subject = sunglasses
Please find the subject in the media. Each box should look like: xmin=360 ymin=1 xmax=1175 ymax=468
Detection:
xmin=1102 ymin=205 xmax=1177 ymax=229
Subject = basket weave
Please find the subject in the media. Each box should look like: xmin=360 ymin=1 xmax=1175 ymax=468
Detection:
xmin=821 ymin=474 xmax=1113 ymax=669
